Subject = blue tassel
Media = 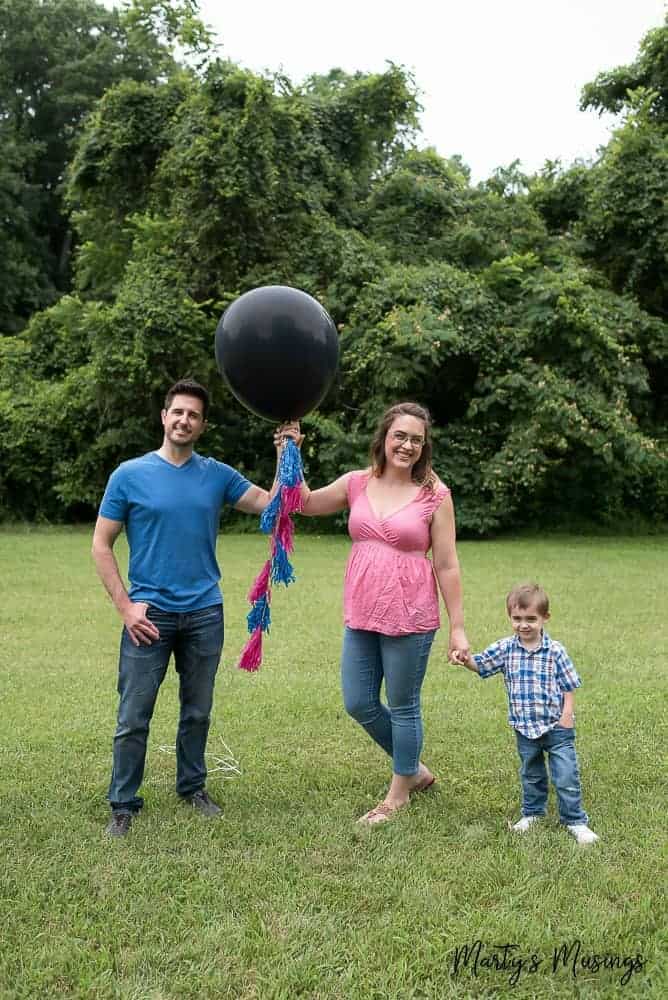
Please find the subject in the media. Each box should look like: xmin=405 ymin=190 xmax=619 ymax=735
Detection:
xmin=260 ymin=438 xmax=303 ymax=533
xmin=271 ymin=539 xmax=295 ymax=586
xmin=279 ymin=438 xmax=303 ymax=487
xmin=242 ymin=436 xmax=303 ymax=668
xmin=260 ymin=490 xmax=281 ymax=534
xmin=247 ymin=594 xmax=271 ymax=634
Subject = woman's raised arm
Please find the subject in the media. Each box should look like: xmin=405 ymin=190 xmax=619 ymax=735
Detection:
xmin=273 ymin=422 xmax=351 ymax=517
xmin=301 ymin=473 xmax=350 ymax=516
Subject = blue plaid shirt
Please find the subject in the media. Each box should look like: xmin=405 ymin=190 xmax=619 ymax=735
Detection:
xmin=473 ymin=631 xmax=581 ymax=739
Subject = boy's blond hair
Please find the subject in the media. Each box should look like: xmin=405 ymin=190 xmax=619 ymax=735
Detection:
xmin=506 ymin=582 xmax=550 ymax=616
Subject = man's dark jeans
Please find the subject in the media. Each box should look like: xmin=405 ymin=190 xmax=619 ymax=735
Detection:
xmin=108 ymin=603 xmax=224 ymax=814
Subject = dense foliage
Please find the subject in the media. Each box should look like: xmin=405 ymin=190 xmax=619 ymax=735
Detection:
xmin=1 ymin=2 xmax=666 ymax=533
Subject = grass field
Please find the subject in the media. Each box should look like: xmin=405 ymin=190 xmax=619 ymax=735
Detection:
xmin=0 ymin=528 xmax=666 ymax=999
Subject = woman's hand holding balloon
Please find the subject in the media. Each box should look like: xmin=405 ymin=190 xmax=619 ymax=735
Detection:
xmin=274 ymin=422 xmax=303 ymax=453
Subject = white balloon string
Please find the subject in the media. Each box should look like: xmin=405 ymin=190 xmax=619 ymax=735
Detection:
xmin=156 ymin=739 xmax=241 ymax=777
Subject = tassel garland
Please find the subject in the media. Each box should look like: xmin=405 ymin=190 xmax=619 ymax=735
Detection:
xmin=238 ymin=437 xmax=303 ymax=671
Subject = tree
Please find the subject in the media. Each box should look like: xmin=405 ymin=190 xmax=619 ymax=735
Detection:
xmin=1 ymin=58 xmax=421 ymax=518
xmin=530 ymin=20 xmax=668 ymax=428
xmin=330 ymin=252 xmax=665 ymax=534
xmin=67 ymin=58 xmax=419 ymax=301
xmin=581 ymin=18 xmax=668 ymax=122
xmin=0 ymin=0 xmax=210 ymax=333
xmin=527 ymin=159 xmax=592 ymax=236
xmin=363 ymin=148 xmax=466 ymax=263
xmin=0 ymin=135 xmax=55 ymax=332
xmin=1 ymin=23 xmax=665 ymax=531
xmin=579 ymin=93 xmax=668 ymax=321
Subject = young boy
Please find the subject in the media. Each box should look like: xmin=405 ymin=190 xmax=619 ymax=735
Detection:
xmin=453 ymin=583 xmax=599 ymax=845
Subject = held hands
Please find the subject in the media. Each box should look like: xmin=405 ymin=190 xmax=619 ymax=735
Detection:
xmin=123 ymin=601 xmax=160 ymax=647
xmin=448 ymin=627 xmax=472 ymax=667
xmin=273 ymin=422 xmax=304 ymax=453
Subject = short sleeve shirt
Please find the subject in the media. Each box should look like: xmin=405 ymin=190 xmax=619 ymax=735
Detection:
xmin=474 ymin=631 xmax=581 ymax=738
xmin=99 ymin=451 xmax=251 ymax=611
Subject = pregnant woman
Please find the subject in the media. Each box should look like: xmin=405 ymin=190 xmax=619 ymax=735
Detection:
xmin=280 ymin=402 xmax=469 ymax=825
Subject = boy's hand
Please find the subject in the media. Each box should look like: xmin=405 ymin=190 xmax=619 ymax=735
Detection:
xmin=449 ymin=644 xmax=480 ymax=674
xmin=559 ymin=691 xmax=576 ymax=727
xmin=449 ymin=648 xmax=475 ymax=669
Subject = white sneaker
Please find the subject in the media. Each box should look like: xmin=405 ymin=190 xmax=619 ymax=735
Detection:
xmin=511 ymin=815 xmax=540 ymax=833
xmin=567 ymin=824 xmax=599 ymax=845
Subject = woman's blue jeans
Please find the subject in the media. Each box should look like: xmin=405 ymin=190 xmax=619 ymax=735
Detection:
xmin=515 ymin=726 xmax=588 ymax=826
xmin=108 ymin=603 xmax=224 ymax=814
xmin=341 ymin=627 xmax=436 ymax=777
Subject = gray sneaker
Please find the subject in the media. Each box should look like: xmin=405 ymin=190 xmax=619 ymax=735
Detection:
xmin=183 ymin=789 xmax=222 ymax=817
xmin=510 ymin=815 xmax=540 ymax=833
xmin=106 ymin=812 xmax=132 ymax=837
xmin=567 ymin=823 xmax=599 ymax=845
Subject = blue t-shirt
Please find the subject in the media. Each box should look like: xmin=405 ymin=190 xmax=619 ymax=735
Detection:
xmin=99 ymin=451 xmax=251 ymax=612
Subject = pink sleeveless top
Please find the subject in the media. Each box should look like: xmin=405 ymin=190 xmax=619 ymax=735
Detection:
xmin=343 ymin=470 xmax=449 ymax=636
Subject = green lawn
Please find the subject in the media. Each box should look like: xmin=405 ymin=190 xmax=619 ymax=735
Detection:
xmin=0 ymin=528 xmax=665 ymax=999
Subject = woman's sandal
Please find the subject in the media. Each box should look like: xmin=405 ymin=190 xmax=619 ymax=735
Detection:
xmin=357 ymin=773 xmax=437 ymax=824
xmin=356 ymin=801 xmax=404 ymax=825
xmin=412 ymin=774 xmax=437 ymax=794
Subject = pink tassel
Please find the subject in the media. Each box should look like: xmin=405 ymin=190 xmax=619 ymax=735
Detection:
xmin=247 ymin=559 xmax=271 ymax=603
xmin=238 ymin=628 xmax=263 ymax=672
xmin=281 ymin=484 xmax=303 ymax=515
xmin=275 ymin=512 xmax=295 ymax=553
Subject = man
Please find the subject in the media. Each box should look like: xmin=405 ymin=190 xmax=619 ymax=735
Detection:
xmin=92 ymin=378 xmax=278 ymax=837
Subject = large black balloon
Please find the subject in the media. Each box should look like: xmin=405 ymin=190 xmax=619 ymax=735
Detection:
xmin=215 ymin=285 xmax=339 ymax=421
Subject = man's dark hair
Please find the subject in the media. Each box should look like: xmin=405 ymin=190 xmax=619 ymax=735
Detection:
xmin=163 ymin=379 xmax=210 ymax=420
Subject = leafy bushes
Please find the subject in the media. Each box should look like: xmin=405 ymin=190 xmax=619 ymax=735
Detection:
xmin=1 ymin=4 xmax=666 ymax=533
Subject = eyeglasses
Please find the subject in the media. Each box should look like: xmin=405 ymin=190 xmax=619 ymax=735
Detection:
xmin=390 ymin=430 xmax=425 ymax=448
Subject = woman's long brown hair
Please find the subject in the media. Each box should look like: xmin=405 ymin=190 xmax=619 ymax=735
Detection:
xmin=369 ymin=402 xmax=435 ymax=489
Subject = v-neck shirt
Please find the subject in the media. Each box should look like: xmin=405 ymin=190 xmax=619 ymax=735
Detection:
xmin=343 ymin=470 xmax=449 ymax=635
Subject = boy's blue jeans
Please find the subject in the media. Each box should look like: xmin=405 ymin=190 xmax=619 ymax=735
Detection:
xmin=515 ymin=725 xmax=588 ymax=826
xmin=341 ymin=627 xmax=436 ymax=777
xmin=108 ymin=603 xmax=224 ymax=814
